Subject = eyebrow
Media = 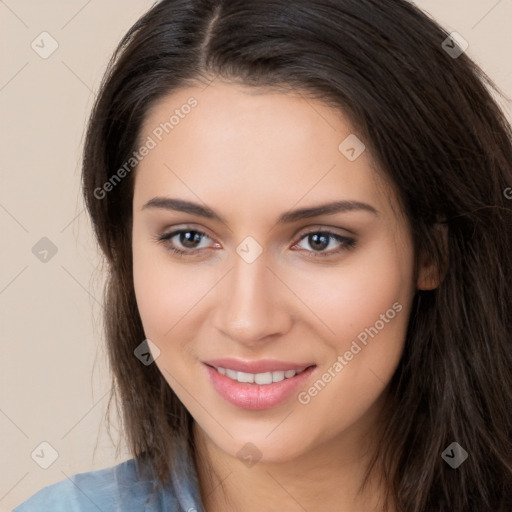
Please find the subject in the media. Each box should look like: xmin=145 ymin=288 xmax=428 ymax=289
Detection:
xmin=142 ymin=197 xmax=378 ymax=224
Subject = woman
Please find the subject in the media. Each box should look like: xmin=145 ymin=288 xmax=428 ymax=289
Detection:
xmin=15 ymin=0 xmax=512 ymax=510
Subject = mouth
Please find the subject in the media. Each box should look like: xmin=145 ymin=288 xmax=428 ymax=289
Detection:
xmin=202 ymin=359 xmax=317 ymax=410
xmin=207 ymin=364 xmax=310 ymax=385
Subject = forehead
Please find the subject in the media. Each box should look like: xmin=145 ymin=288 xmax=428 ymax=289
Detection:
xmin=133 ymin=81 xmax=397 ymax=224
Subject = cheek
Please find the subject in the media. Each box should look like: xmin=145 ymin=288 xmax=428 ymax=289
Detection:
xmin=291 ymin=237 xmax=414 ymax=426
xmin=291 ymin=237 xmax=414 ymax=346
xmin=132 ymin=236 xmax=184 ymax=340
xmin=132 ymin=241 xmax=168 ymax=337
xmin=132 ymin=237 xmax=218 ymax=350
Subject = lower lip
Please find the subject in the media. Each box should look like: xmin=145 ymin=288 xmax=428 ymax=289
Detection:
xmin=204 ymin=364 xmax=316 ymax=410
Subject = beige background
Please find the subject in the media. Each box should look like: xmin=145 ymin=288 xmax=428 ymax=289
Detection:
xmin=1 ymin=1 xmax=511 ymax=509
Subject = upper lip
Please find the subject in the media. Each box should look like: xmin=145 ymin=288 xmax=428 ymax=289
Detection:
xmin=203 ymin=358 xmax=315 ymax=374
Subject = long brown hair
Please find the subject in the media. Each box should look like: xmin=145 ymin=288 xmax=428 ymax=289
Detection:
xmin=82 ymin=1 xmax=512 ymax=510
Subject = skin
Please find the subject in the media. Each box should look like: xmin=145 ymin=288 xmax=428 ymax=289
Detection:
xmin=131 ymin=80 xmax=439 ymax=512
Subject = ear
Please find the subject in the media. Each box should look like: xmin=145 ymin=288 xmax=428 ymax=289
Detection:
xmin=417 ymin=223 xmax=449 ymax=291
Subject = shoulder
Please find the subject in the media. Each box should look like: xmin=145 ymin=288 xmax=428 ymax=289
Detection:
xmin=13 ymin=459 xmax=181 ymax=512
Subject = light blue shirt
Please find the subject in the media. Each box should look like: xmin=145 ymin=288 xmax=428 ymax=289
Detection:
xmin=13 ymin=438 xmax=205 ymax=512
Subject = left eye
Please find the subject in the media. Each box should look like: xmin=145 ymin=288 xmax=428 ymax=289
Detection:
xmin=294 ymin=231 xmax=355 ymax=257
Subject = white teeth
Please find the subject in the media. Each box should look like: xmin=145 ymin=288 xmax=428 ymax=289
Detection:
xmin=237 ymin=371 xmax=255 ymax=383
xmin=216 ymin=366 xmax=306 ymax=384
xmin=226 ymin=369 xmax=238 ymax=380
xmin=272 ymin=371 xmax=285 ymax=382
xmin=254 ymin=372 xmax=273 ymax=385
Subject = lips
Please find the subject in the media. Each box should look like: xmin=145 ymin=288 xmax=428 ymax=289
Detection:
xmin=202 ymin=358 xmax=317 ymax=410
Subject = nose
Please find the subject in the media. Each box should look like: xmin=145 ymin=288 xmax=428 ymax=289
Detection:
xmin=213 ymin=253 xmax=293 ymax=346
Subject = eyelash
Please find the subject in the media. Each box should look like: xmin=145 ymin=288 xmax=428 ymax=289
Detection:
xmin=153 ymin=227 xmax=356 ymax=259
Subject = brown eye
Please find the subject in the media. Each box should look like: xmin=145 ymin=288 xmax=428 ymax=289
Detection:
xmin=156 ymin=229 xmax=216 ymax=256
xmin=294 ymin=231 xmax=355 ymax=258
xmin=175 ymin=230 xmax=204 ymax=249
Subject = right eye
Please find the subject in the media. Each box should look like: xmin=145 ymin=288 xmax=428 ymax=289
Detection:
xmin=155 ymin=228 xmax=219 ymax=256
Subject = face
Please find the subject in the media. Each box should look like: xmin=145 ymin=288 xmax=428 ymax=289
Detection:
xmin=131 ymin=80 xmax=422 ymax=465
